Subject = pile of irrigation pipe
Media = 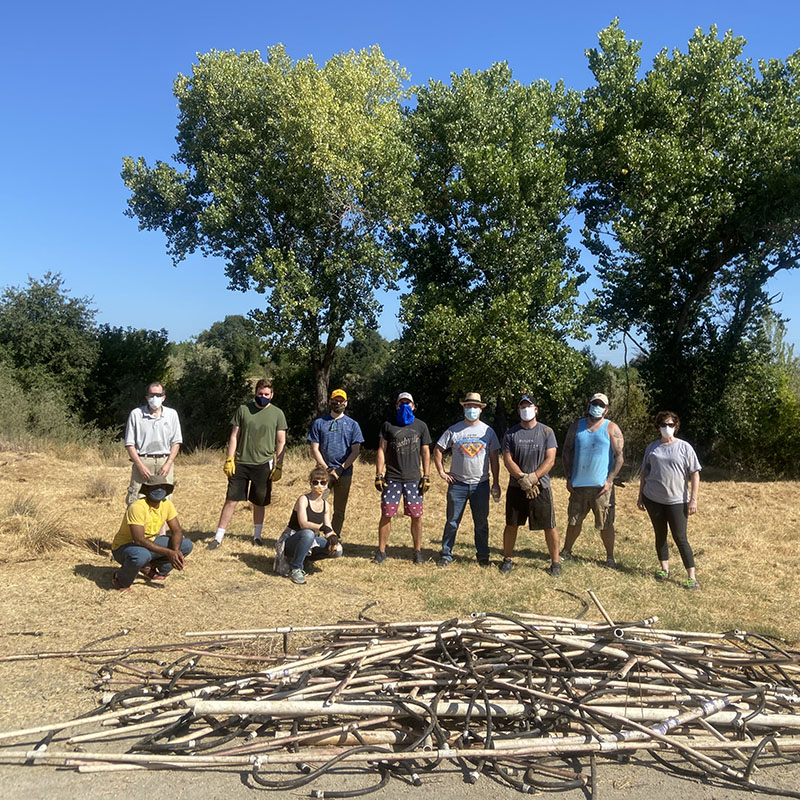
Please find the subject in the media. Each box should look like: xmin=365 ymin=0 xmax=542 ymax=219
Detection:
xmin=2 ymin=595 xmax=800 ymax=797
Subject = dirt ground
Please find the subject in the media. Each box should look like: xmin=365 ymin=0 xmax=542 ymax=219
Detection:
xmin=1 ymin=447 xmax=799 ymax=797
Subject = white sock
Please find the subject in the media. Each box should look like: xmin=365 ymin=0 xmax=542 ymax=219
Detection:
xmin=215 ymin=528 xmax=226 ymax=543
xmin=253 ymin=524 xmax=263 ymax=541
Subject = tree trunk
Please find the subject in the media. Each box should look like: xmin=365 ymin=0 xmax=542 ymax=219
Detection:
xmin=312 ymin=358 xmax=332 ymax=418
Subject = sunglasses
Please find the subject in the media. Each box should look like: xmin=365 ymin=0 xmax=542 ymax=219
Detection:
xmin=590 ymin=400 xmax=606 ymax=408
xmin=148 ymin=393 xmax=165 ymax=398
xmin=311 ymin=480 xmax=329 ymax=486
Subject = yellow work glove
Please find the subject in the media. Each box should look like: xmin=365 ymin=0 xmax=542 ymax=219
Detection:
xmin=223 ymin=457 xmax=236 ymax=478
xmin=270 ymin=466 xmax=282 ymax=482
xmin=375 ymin=475 xmax=387 ymax=492
xmin=418 ymin=475 xmax=431 ymax=494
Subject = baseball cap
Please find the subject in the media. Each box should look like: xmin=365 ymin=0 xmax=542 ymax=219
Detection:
xmin=330 ymin=388 xmax=347 ymax=401
xmin=590 ymin=393 xmax=609 ymax=406
xmin=518 ymin=394 xmax=536 ymax=406
xmin=397 ymin=392 xmax=414 ymax=404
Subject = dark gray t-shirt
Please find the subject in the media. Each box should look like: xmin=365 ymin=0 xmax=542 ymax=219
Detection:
xmin=380 ymin=419 xmax=432 ymax=481
xmin=502 ymin=423 xmax=558 ymax=490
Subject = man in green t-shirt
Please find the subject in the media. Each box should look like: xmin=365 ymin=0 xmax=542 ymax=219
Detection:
xmin=210 ymin=379 xmax=288 ymax=548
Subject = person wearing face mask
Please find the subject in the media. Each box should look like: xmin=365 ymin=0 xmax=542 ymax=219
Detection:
xmin=211 ymin=378 xmax=287 ymax=548
xmin=373 ymin=392 xmax=432 ymax=564
xmin=110 ymin=474 xmax=193 ymax=591
xmin=637 ymin=411 xmax=702 ymax=590
xmin=307 ymin=389 xmax=365 ymax=536
xmin=561 ymin=393 xmax=625 ymax=568
xmin=500 ymin=394 xmax=561 ymax=576
xmin=433 ymin=392 xmax=501 ymax=567
xmin=124 ymin=381 xmax=183 ymax=507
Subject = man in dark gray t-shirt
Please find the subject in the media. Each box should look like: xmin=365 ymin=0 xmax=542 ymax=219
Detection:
xmin=500 ymin=394 xmax=561 ymax=577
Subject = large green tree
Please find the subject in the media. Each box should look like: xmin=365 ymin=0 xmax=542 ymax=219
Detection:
xmin=572 ymin=21 xmax=800 ymax=427
xmin=122 ymin=45 xmax=415 ymax=412
xmin=396 ymin=63 xmax=588 ymax=422
xmin=0 ymin=272 xmax=98 ymax=404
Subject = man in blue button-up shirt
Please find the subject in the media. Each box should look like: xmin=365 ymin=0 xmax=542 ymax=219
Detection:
xmin=307 ymin=389 xmax=364 ymax=536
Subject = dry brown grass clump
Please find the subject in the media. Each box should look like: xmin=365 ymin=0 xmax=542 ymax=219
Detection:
xmin=83 ymin=472 xmax=117 ymax=500
xmin=2 ymin=490 xmax=76 ymax=554
xmin=179 ymin=444 xmax=223 ymax=466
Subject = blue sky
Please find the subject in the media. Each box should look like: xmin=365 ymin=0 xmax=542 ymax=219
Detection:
xmin=1 ymin=1 xmax=798 ymax=363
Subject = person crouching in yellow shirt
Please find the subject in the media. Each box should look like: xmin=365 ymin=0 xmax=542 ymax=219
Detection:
xmin=110 ymin=476 xmax=193 ymax=591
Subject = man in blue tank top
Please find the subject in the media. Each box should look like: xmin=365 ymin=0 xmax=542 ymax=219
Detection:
xmin=561 ymin=393 xmax=625 ymax=568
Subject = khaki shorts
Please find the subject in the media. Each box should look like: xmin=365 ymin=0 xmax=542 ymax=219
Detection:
xmin=567 ymin=486 xmax=615 ymax=530
xmin=127 ymin=455 xmax=175 ymax=505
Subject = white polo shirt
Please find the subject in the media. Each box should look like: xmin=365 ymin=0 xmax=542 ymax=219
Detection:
xmin=124 ymin=406 xmax=183 ymax=455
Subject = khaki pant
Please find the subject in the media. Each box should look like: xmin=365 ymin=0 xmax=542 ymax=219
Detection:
xmin=126 ymin=455 xmax=175 ymax=506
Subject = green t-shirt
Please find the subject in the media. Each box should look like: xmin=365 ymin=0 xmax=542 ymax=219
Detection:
xmin=232 ymin=402 xmax=287 ymax=465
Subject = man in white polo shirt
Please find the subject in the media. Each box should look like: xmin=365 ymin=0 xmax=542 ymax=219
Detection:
xmin=124 ymin=381 xmax=183 ymax=506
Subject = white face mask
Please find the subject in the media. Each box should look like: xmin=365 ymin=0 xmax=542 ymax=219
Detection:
xmin=519 ymin=406 xmax=536 ymax=422
xmin=660 ymin=425 xmax=675 ymax=439
xmin=147 ymin=396 xmax=164 ymax=410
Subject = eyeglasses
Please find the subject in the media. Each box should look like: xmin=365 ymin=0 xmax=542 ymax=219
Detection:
xmin=311 ymin=480 xmax=329 ymax=486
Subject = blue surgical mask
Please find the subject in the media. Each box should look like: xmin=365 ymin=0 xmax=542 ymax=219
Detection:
xmin=396 ymin=403 xmax=415 ymax=425
xmin=588 ymin=403 xmax=604 ymax=418
xmin=464 ymin=407 xmax=481 ymax=422
xmin=255 ymin=395 xmax=271 ymax=407
xmin=148 ymin=488 xmax=168 ymax=501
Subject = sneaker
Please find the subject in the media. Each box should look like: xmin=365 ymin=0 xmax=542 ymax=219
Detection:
xmin=654 ymin=568 xmax=669 ymax=582
xmin=546 ymin=562 xmax=562 ymax=577
xmin=684 ymin=578 xmax=701 ymax=591
xmin=372 ymin=550 xmax=387 ymax=565
xmin=477 ymin=558 xmax=490 ymax=568
xmin=289 ymin=568 xmax=307 ymax=585
xmin=499 ymin=558 xmax=513 ymax=575
xmin=603 ymin=557 xmax=618 ymax=570
xmin=140 ymin=565 xmax=167 ymax=581
xmin=207 ymin=538 xmax=222 ymax=550
xmin=412 ymin=550 xmax=425 ymax=565
xmin=111 ymin=572 xmax=131 ymax=592
xmin=252 ymin=537 xmax=264 ymax=547
xmin=559 ymin=550 xmax=576 ymax=562
xmin=437 ymin=556 xmax=450 ymax=568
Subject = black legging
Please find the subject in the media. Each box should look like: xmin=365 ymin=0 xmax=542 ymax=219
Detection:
xmin=642 ymin=496 xmax=695 ymax=569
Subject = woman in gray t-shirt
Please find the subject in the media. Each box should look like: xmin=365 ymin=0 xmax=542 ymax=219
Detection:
xmin=637 ymin=411 xmax=702 ymax=590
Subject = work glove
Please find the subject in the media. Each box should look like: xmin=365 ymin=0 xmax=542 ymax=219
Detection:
xmin=270 ymin=466 xmax=282 ymax=482
xmin=327 ymin=467 xmax=340 ymax=485
xmin=525 ymin=483 xmax=541 ymax=500
xmin=326 ymin=534 xmax=340 ymax=555
xmin=223 ymin=457 xmax=236 ymax=478
xmin=517 ymin=473 xmax=533 ymax=491
xmin=418 ymin=475 xmax=431 ymax=495
xmin=375 ymin=475 xmax=387 ymax=492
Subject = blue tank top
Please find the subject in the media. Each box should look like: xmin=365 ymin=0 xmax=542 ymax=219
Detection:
xmin=572 ymin=418 xmax=613 ymax=488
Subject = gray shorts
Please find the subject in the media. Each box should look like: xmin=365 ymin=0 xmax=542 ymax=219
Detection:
xmin=567 ymin=486 xmax=615 ymax=530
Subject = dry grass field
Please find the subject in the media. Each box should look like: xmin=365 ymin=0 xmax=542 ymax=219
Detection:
xmin=1 ymin=443 xmax=799 ymax=733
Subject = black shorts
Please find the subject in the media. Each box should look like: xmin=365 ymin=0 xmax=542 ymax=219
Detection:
xmin=505 ymin=485 xmax=556 ymax=531
xmin=226 ymin=462 xmax=272 ymax=506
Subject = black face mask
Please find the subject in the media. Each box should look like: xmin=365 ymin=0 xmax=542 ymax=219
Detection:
xmin=255 ymin=395 xmax=272 ymax=407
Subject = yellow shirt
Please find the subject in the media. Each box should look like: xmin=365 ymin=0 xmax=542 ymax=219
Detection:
xmin=113 ymin=498 xmax=178 ymax=550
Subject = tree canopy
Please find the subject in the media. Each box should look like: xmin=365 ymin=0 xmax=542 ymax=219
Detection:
xmin=395 ymin=63 xmax=588 ymax=418
xmin=122 ymin=44 xmax=416 ymax=412
xmin=572 ymin=21 xmax=800 ymax=422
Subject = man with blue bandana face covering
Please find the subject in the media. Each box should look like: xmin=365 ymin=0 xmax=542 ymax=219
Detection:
xmin=373 ymin=392 xmax=432 ymax=565
xmin=433 ymin=392 xmax=501 ymax=567
xmin=561 ymin=392 xmax=625 ymax=568
xmin=110 ymin=474 xmax=193 ymax=591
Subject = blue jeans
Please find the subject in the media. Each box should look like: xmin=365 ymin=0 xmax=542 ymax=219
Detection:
xmin=112 ymin=536 xmax=194 ymax=587
xmin=440 ymin=481 xmax=490 ymax=562
xmin=284 ymin=529 xmax=343 ymax=570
